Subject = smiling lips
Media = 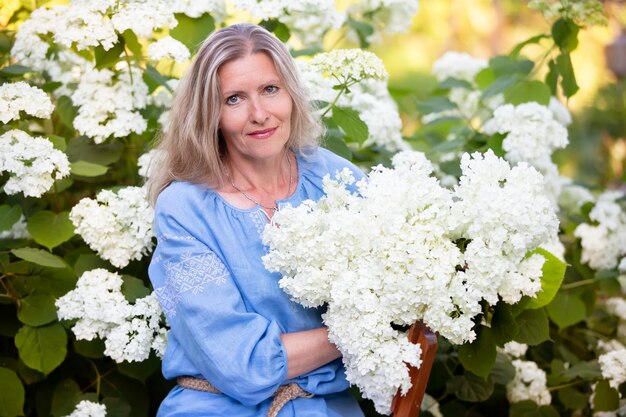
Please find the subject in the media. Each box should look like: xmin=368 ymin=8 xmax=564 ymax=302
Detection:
xmin=247 ymin=127 xmax=277 ymax=139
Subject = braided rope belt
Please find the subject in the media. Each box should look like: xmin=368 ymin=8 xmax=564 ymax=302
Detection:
xmin=177 ymin=376 xmax=313 ymax=417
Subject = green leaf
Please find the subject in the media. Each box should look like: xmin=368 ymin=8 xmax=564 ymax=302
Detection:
xmin=332 ymin=106 xmax=369 ymax=144
xmin=95 ymin=38 xmax=124 ymax=70
xmin=143 ymin=64 xmax=171 ymax=93
xmin=47 ymin=135 xmax=67 ymax=152
xmin=117 ymin=354 xmax=159 ymax=383
xmin=551 ymin=18 xmax=579 ymax=53
xmin=171 ymin=13 xmax=215 ymax=52
xmin=322 ymin=132 xmax=352 ymax=160
xmin=259 ymin=19 xmax=291 ymax=42
xmin=121 ymin=275 xmax=150 ymax=303
xmin=558 ymin=386 xmax=588 ymax=409
xmin=0 ymin=205 xmax=22 ymax=232
xmin=593 ymin=380 xmax=619 ymax=411
xmin=514 ymin=308 xmax=550 ymax=345
xmin=458 ymin=326 xmax=497 ymax=378
xmin=416 ymin=96 xmax=457 ymax=115
xmin=561 ymin=361 xmax=602 ymax=380
xmin=556 ymin=53 xmax=579 ymax=98
xmin=482 ymin=75 xmax=519 ymax=100
xmin=489 ymin=56 xmax=533 ymax=77
xmin=42 ymin=81 xmax=63 ymax=93
xmin=17 ymin=359 xmax=45 ymax=385
xmin=525 ymin=248 xmax=567 ymax=309
xmin=346 ymin=18 xmax=374 ymax=48
xmin=510 ymin=401 xmax=559 ymax=417
xmin=504 ymin=80 xmax=551 ymax=106
xmin=17 ymin=291 xmax=58 ymax=326
xmin=73 ymin=254 xmax=111 ymax=277
xmin=474 ymin=67 xmax=495 ymax=89
xmin=121 ymin=30 xmax=142 ymax=56
xmin=0 ymin=367 xmax=25 ymax=417
xmin=439 ymin=77 xmax=473 ymax=90
xmin=102 ymin=397 xmax=131 ymax=417
xmin=27 ymin=211 xmax=75 ymax=250
xmin=70 ymin=161 xmax=109 ymax=177
xmin=490 ymin=352 xmax=516 ymax=385
xmin=74 ymin=338 xmax=105 ymax=359
xmin=545 ymin=59 xmax=559 ymax=95
xmin=66 ymin=136 xmax=123 ymax=166
xmin=509 ymin=34 xmax=549 ymax=58
xmin=0 ymin=64 xmax=31 ymax=76
xmin=15 ymin=323 xmax=67 ymax=376
xmin=11 ymin=248 xmax=66 ymax=269
xmin=56 ymin=96 xmax=77 ymax=129
xmin=446 ymin=372 xmax=494 ymax=402
xmin=491 ymin=303 xmax=519 ymax=346
xmin=50 ymin=379 xmax=81 ymax=417
xmin=546 ymin=291 xmax=586 ymax=329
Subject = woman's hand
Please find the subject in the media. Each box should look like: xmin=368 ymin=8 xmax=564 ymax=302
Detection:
xmin=280 ymin=327 xmax=341 ymax=379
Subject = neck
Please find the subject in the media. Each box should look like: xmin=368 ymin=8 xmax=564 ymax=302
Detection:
xmin=227 ymin=149 xmax=291 ymax=194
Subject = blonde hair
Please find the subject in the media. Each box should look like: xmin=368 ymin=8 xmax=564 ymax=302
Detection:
xmin=148 ymin=23 xmax=323 ymax=205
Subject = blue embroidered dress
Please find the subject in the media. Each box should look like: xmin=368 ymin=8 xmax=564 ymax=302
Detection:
xmin=149 ymin=148 xmax=365 ymax=417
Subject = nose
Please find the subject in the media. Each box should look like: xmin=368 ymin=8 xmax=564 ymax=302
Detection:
xmin=249 ymin=97 xmax=269 ymax=124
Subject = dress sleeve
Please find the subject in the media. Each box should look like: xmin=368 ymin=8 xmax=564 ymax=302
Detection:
xmin=149 ymin=187 xmax=288 ymax=406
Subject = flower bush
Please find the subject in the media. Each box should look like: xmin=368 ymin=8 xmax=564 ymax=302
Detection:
xmin=0 ymin=1 xmax=624 ymax=416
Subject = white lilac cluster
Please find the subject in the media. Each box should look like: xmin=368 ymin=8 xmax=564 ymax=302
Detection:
xmin=171 ymin=0 xmax=227 ymax=20
xmin=63 ymin=400 xmax=107 ymax=417
xmin=263 ymin=150 xmax=557 ymax=413
xmin=138 ymin=149 xmax=165 ymax=179
xmin=528 ymin=0 xmax=607 ymax=26
xmin=424 ymin=52 xmax=501 ymax=125
xmin=297 ymin=59 xmax=406 ymax=151
xmin=0 ymin=130 xmax=70 ymax=197
xmin=69 ymin=186 xmax=154 ymax=268
xmin=345 ymin=0 xmax=419 ymax=43
xmin=231 ymin=0 xmax=342 ymax=48
xmin=574 ymin=191 xmax=626 ymax=271
xmin=599 ymin=349 xmax=626 ymax=389
xmin=501 ymin=341 xmax=529 ymax=358
xmin=0 ymin=82 xmax=54 ymax=124
xmin=56 ymin=269 xmax=168 ymax=363
xmin=506 ymin=359 xmax=552 ymax=405
xmin=71 ymin=67 xmax=149 ymax=143
xmin=309 ymin=49 xmax=388 ymax=85
xmin=147 ymin=37 xmax=190 ymax=62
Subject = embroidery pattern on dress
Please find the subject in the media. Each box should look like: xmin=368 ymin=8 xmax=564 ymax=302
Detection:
xmin=155 ymin=250 xmax=229 ymax=317
xmin=249 ymin=209 xmax=267 ymax=236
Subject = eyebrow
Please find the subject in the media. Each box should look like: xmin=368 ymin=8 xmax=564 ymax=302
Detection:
xmin=222 ymin=79 xmax=282 ymax=97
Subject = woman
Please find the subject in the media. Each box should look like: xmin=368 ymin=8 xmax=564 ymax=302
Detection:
xmin=148 ymin=24 xmax=365 ymax=416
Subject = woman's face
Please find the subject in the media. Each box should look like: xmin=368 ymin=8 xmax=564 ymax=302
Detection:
xmin=218 ymin=52 xmax=293 ymax=164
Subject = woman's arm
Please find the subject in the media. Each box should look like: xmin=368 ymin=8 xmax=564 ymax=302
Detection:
xmin=280 ymin=327 xmax=341 ymax=379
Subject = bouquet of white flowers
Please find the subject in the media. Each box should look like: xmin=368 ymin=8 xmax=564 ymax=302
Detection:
xmin=263 ymin=150 xmax=559 ymax=414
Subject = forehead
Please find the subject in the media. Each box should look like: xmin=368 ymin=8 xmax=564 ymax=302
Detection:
xmin=218 ymin=52 xmax=282 ymax=91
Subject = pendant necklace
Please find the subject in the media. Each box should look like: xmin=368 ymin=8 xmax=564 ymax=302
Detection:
xmin=227 ymin=153 xmax=293 ymax=212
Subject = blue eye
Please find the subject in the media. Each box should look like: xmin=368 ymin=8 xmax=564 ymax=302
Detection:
xmin=226 ymin=95 xmax=239 ymax=105
xmin=265 ymin=85 xmax=278 ymax=94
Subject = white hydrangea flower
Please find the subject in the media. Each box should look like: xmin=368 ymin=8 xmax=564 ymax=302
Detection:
xmin=171 ymin=0 xmax=227 ymax=20
xmin=502 ymin=341 xmax=529 ymax=358
xmin=231 ymin=0 xmax=343 ymax=48
xmin=0 ymin=215 xmax=30 ymax=240
xmin=69 ymin=186 xmax=154 ymax=268
xmin=606 ymin=298 xmax=626 ymax=321
xmin=11 ymin=7 xmax=66 ymax=72
xmin=138 ymin=149 xmax=165 ymax=179
xmin=0 ymin=82 xmax=54 ymax=123
xmin=63 ymin=400 xmax=107 ymax=417
xmin=309 ymin=49 xmax=388 ymax=85
xmin=599 ymin=349 xmax=626 ymax=389
xmin=597 ymin=339 xmax=626 ymax=354
xmin=147 ymin=37 xmax=191 ymax=62
xmin=483 ymin=102 xmax=569 ymax=171
xmin=110 ymin=0 xmax=178 ymax=38
xmin=297 ymin=59 xmax=406 ymax=152
xmin=558 ymin=178 xmax=594 ymax=212
xmin=432 ymin=51 xmax=487 ymax=83
xmin=528 ymin=0 xmax=607 ymax=26
xmin=52 ymin=2 xmax=117 ymax=51
xmin=507 ymin=359 xmax=552 ymax=405
xmin=263 ymin=149 xmax=557 ymax=413
xmin=574 ymin=191 xmax=626 ymax=271
xmin=549 ymin=96 xmax=572 ymax=126
xmin=0 ymin=130 xmax=70 ymax=197
xmin=71 ymin=67 xmax=149 ymax=143
xmin=56 ymin=269 xmax=168 ymax=363
xmin=346 ymin=0 xmax=419 ymax=44
xmin=150 ymin=79 xmax=179 ymax=108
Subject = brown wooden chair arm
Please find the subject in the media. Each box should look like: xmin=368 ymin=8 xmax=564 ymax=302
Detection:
xmin=392 ymin=322 xmax=438 ymax=417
